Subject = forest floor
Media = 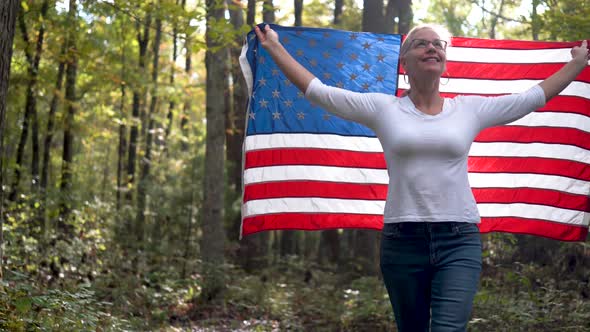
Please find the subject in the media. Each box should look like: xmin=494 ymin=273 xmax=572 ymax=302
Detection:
xmin=2 ymin=236 xmax=589 ymax=331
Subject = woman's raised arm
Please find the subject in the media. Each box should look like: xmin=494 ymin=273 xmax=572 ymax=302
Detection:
xmin=538 ymin=40 xmax=588 ymax=101
xmin=254 ymin=24 xmax=316 ymax=93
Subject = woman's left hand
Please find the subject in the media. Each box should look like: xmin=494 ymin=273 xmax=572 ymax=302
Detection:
xmin=571 ymin=40 xmax=589 ymax=64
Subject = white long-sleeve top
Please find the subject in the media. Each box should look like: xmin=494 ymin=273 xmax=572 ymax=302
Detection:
xmin=305 ymin=78 xmax=546 ymax=224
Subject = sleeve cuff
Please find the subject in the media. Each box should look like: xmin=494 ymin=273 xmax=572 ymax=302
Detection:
xmin=304 ymin=77 xmax=322 ymax=99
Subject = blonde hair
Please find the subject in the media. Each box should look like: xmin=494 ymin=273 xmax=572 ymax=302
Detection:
xmin=400 ymin=24 xmax=452 ymax=56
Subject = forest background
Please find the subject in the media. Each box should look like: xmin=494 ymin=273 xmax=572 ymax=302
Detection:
xmin=0 ymin=0 xmax=589 ymax=330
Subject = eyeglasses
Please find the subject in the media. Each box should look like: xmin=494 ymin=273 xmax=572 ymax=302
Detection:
xmin=410 ymin=38 xmax=448 ymax=51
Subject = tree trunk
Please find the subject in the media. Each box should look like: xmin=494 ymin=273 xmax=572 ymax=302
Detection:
xmin=531 ymin=0 xmax=539 ymax=41
xmin=9 ymin=2 xmax=47 ymax=201
xmin=225 ymin=0 xmax=246 ymax=242
xmin=126 ymin=8 xmax=151 ymax=210
xmin=280 ymin=231 xmax=297 ymax=257
xmin=279 ymin=0 xmax=298 ymax=254
xmin=29 ymin=1 xmax=48 ymax=193
xmin=238 ymin=0 xmax=270 ymax=271
xmin=116 ymin=45 xmax=127 ymax=211
xmin=396 ymin=0 xmax=412 ymax=34
xmin=41 ymin=43 xmax=66 ymax=220
xmin=141 ymin=12 xmax=162 ymax=247
xmin=199 ymin=0 xmax=227 ymax=303
xmin=334 ymin=0 xmax=343 ymax=25
xmin=489 ymin=0 xmax=505 ymax=39
xmin=180 ymin=0 xmax=190 ymax=152
xmin=164 ymin=0 xmax=179 ymax=150
xmin=262 ymin=0 xmax=275 ymax=23
xmin=294 ymin=0 xmax=303 ymax=26
xmin=59 ymin=0 xmax=78 ymax=234
xmin=318 ymin=230 xmax=340 ymax=264
xmin=247 ymin=0 xmax=256 ymax=26
xmin=0 ymin=0 xmax=20 ymax=280
xmin=362 ymin=0 xmax=384 ymax=33
xmin=356 ymin=0 xmax=389 ymax=275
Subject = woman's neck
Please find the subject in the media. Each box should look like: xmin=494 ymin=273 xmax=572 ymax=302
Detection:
xmin=408 ymin=77 xmax=443 ymax=115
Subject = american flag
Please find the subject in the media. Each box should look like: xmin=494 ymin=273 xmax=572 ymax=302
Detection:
xmin=239 ymin=24 xmax=590 ymax=241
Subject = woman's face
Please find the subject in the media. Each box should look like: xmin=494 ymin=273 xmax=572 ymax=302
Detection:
xmin=401 ymin=28 xmax=447 ymax=79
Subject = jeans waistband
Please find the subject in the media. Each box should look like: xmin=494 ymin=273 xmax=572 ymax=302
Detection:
xmin=382 ymin=222 xmax=478 ymax=235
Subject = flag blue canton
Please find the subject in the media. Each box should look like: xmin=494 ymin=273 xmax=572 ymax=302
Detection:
xmin=245 ymin=24 xmax=402 ymax=137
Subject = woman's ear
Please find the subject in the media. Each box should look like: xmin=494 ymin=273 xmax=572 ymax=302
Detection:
xmin=400 ymin=55 xmax=408 ymax=74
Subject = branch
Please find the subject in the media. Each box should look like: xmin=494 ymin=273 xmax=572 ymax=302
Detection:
xmin=471 ymin=0 xmax=527 ymax=24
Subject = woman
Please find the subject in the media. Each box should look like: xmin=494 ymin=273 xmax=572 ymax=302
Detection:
xmin=254 ymin=23 xmax=588 ymax=331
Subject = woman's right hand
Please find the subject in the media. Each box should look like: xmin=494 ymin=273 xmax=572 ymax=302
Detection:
xmin=254 ymin=24 xmax=280 ymax=50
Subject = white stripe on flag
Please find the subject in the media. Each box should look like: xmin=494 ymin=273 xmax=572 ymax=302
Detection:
xmin=246 ymin=134 xmax=590 ymax=164
xmin=243 ymin=197 xmax=385 ymax=216
xmin=244 ymin=165 xmax=389 ymax=185
xmin=510 ymin=112 xmax=590 ymax=132
xmin=446 ymin=47 xmax=573 ymax=64
xmin=244 ymin=165 xmax=590 ymax=196
xmin=477 ymin=203 xmax=590 ymax=226
xmin=243 ymin=197 xmax=589 ymax=226
xmin=468 ymin=173 xmax=590 ymax=196
xmin=469 ymin=142 xmax=590 ymax=163
xmin=245 ymin=133 xmax=383 ymax=152
xmin=398 ymin=76 xmax=590 ymax=97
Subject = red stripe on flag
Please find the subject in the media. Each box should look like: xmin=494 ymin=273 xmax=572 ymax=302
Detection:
xmin=479 ymin=217 xmax=588 ymax=241
xmin=242 ymin=214 xmax=588 ymax=241
xmin=242 ymin=213 xmax=383 ymax=236
xmin=468 ymin=156 xmax=590 ymax=180
xmin=399 ymin=63 xmax=590 ymax=82
xmin=397 ymin=90 xmax=590 ymax=116
xmin=244 ymin=182 xmax=589 ymax=211
xmin=539 ymin=96 xmax=590 ymax=115
xmin=245 ymin=149 xmax=386 ymax=168
xmin=472 ymin=188 xmax=589 ymax=212
xmin=450 ymin=37 xmax=583 ymax=49
xmin=475 ymin=127 xmax=590 ymax=151
xmin=246 ymin=149 xmax=590 ymax=181
xmin=244 ymin=181 xmax=388 ymax=201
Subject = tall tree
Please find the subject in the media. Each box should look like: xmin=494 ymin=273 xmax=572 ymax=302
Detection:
xmin=294 ymin=0 xmax=303 ymax=26
xmin=40 ymin=42 xmax=66 ymax=224
xmin=9 ymin=1 xmax=49 ymax=202
xmin=126 ymin=3 xmax=151 ymax=214
xmin=164 ymin=0 xmax=180 ymax=148
xmin=355 ymin=0 xmax=399 ymax=275
xmin=137 ymin=4 xmax=162 ymax=248
xmin=247 ymin=0 xmax=256 ymax=26
xmin=531 ymin=0 xmax=539 ymax=40
xmin=199 ymin=0 xmax=227 ymax=302
xmin=225 ymin=0 xmax=247 ymax=241
xmin=362 ymin=0 xmax=385 ymax=33
xmin=396 ymin=0 xmax=413 ymax=34
xmin=238 ymin=0 xmax=270 ymax=271
xmin=179 ymin=0 xmax=194 ymax=276
xmin=262 ymin=0 xmax=275 ymax=23
xmin=317 ymin=3 xmax=353 ymax=265
xmin=361 ymin=0 xmax=405 ymax=34
xmin=59 ymin=0 xmax=78 ymax=233
xmin=180 ymin=0 xmax=190 ymax=151
xmin=116 ymin=41 xmax=127 ymax=211
xmin=0 ymin=0 xmax=20 ymax=280
xmin=334 ymin=0 xmax=344 ymax=25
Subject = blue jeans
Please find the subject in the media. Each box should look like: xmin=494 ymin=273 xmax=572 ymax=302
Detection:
xmin=380 ymin=222 xmax=482 ymax=332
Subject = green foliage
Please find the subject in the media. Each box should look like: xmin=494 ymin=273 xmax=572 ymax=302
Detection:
xmin=471 ymin=264 xmax=590 ymax=331
xmin=539 ymin=0 xmax=590 ymax=41
xmin=0 ymin=273 xmax=132 ymax=331
xmin=423 ymin=0 xmax=474 ymax=37
xmin=300 ymin=0 xmax=362 ymax=31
